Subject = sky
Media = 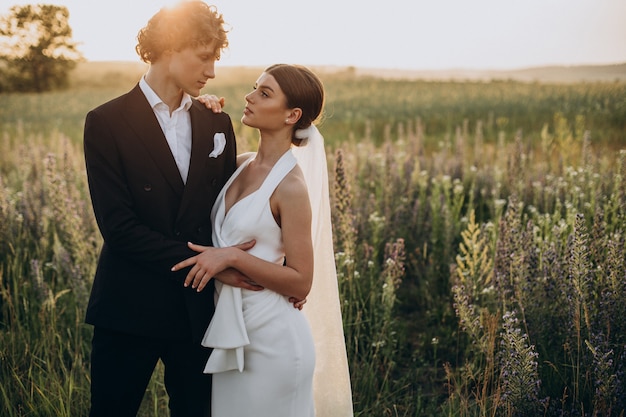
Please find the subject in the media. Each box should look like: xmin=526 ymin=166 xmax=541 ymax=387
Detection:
xmin=1 ymin=0 xmax=625 ymax=70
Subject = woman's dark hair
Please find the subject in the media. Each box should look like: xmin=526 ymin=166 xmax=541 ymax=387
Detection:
xmin=265 ymin=64 xmax=325 ymax=145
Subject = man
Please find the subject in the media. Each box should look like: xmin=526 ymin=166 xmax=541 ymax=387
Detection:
xmin=83 ymin=2 xmax=255 ymax=416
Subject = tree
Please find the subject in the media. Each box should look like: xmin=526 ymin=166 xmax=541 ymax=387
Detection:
xmin=0 ymin=4 xmax=83 ymax=92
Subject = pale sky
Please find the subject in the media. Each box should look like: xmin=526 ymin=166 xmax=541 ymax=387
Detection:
xmin=1 ymin=0 xmax=625 ymax=70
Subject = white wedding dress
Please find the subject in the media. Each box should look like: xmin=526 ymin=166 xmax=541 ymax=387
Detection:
xmin=202 ymin=150 xmax=316 ymax=417
xmin=202 ymin=127 xmax=354 ymax=417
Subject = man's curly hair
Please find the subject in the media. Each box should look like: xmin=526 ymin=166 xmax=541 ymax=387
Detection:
xmin=136 ymin=1 xmax=229 ymax=64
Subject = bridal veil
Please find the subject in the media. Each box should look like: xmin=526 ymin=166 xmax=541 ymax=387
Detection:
xmin=292 ymin=125 xmax=354 ymax=417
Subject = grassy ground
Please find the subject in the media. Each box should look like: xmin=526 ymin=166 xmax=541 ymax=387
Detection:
xmin=1 ymin=63 xmax=625 ymax=416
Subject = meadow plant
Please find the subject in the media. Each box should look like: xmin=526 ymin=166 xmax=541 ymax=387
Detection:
xmin=2 ymin=69 xmax=626 ymax=416
xmin=448 ymin=115 xmax=626 ymax=416
xmin=0 ymin=131 xmax=96 ymax=416
xmin=497 ymin=310 xmax=542 ymax=416
xmin=452 ymin=209 xmax=497 ymax=353
xmin=332 ymin=145 xmax=413 ymax=415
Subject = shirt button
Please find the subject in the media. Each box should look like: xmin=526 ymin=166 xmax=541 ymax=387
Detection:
xmin=143 ymin=184 xmax=152 ymax=191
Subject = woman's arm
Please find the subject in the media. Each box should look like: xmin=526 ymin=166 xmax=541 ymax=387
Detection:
xmin=172 ymin=167 xmax=314 ymax=300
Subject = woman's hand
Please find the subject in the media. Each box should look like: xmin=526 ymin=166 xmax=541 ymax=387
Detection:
xmin=197 ymin=94 xmax=225 ymax=113
xmin=172 ymin=240 xmax=255 ymax=292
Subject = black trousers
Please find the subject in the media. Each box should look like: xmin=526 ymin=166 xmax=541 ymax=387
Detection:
xmin=89 ymin=327 xmax=212 ymax=417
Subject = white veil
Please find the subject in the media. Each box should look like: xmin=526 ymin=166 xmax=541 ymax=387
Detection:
xmin=292 ymin=125 xmax=354 ymax=417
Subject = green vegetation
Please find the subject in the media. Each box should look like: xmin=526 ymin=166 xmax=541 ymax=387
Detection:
xmin=1 ymin=62 xmax=625 ymax=416
xmin=0 ymin=4 xmax=83 ymax=92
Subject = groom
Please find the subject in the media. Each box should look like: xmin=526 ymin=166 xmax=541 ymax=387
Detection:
xmin=83 ymin=2 xmax=257 ymax=416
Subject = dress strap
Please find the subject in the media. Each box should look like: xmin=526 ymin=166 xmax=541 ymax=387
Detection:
xmin=248 ymin=150 xmax=297 ymax=205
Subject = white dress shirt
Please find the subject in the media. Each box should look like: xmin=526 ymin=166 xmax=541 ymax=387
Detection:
xmin=139 ymin=76 xmax=193 ymax=184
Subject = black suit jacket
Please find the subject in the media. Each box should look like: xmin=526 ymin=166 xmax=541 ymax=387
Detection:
xmin=83 ymin=84 xmax=237 ymax=343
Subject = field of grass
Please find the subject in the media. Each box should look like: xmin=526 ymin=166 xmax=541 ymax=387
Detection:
xmin=1 ymin=62 xmax=625 ymax=416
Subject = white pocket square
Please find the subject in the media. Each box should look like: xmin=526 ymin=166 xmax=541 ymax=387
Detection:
xmin=209 ymin=133 xmax=226 ymax=158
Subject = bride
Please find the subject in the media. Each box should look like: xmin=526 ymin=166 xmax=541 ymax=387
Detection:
xmin=172 ymin=64 xmax=353 ymax=416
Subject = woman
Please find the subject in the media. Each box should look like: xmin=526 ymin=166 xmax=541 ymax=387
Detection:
xmin=172 ymin=64 xmax=353 ymax=416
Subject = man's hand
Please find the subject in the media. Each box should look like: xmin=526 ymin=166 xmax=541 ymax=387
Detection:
xmin=289 ymin=297 xmax=307 ymax=310
xmin=197 ymin=94 xmax=225 ymax=113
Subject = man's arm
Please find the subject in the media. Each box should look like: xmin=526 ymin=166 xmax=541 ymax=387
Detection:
xmin=84 ymin=108 xmax=195 ymax=276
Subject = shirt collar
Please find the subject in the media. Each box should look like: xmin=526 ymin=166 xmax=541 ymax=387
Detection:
xmin=139 ymin=76 xmax=193 ymax=112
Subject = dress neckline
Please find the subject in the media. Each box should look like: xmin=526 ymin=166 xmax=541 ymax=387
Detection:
xmin=222 ymin=149 xmax=293 ymax=218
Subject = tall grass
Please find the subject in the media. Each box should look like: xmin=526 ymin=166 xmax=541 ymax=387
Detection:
xmin=1 ymin=65 xmax=625 ymax=415
xmin=0 ymin=129 xmax=168 ymax=415
xmin=323 ymin=100 xmax=625 ymax=415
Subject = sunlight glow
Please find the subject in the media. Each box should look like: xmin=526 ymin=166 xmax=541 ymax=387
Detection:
xmin=1 ymin=0 xmax=625 ymax=70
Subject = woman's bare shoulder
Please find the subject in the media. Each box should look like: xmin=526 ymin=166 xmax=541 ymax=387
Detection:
xmin=236 ymin=152 xmax=256 ymax=167
xmin=277 ymin=165 xmax=309 ymax=202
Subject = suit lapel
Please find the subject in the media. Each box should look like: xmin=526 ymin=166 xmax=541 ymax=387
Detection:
xmin=122 ymin=85 xmax=185 ymax=197
xmin=177 ymin=101 xmax=222 ymax=218
xmin=178 ymin=101 xmax=215 ymax=218
xmin=186 ymin=101 xmax=215 ymax=190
